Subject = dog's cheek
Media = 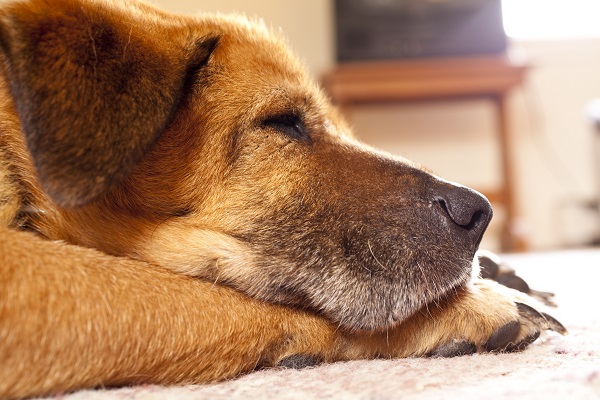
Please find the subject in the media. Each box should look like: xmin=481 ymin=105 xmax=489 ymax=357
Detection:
xmin=205 ymin=129 xmax=478 ymax=330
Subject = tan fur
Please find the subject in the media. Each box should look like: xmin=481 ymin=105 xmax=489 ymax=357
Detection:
xmin=0 ymin=0 xmax=555 ymax=398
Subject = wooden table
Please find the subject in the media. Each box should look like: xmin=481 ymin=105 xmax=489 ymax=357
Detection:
xmin=322 ymin=55 xmax=529 ymax=251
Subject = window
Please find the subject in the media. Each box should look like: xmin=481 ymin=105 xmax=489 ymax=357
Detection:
xmin=502 ymin=0 xmax=600 ymax=40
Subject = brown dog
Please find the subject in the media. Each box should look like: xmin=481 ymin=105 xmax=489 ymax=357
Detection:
xmin=0 ymin=0 xmax=565 ymax=398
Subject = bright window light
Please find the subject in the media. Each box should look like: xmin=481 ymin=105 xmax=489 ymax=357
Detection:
xmin=502 ymin=0 xmax=600 ymax=40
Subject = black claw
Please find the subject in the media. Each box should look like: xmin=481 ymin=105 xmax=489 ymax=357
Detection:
xmin=430 ymin=339 xmax=477 ymax=358
xmin=541 ymin=312 xmax=568 ymax=335
xmin=530 ymin=290 xmax=557 ymax=307
xmin=477 ymin=254 xmax=500 ymax=279
xmin=484 ymin=320 xmax=520 ymax=352
xmin=516 ymin=303 xmax=568 ymax=335
xmin=516 ymin=302 xmax=546 ymax=321
xmin=496 ymin=273 xmax=530 ymax=293
xmin=277 ymin=354 xmax=321 ymax=369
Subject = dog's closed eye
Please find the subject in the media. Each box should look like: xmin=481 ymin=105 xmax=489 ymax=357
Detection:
xmin=262 ymin=114 xmax=310 ymax=143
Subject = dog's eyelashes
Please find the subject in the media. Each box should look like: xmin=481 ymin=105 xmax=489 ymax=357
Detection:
xmin=262 ymin=114 xmax=310 ymax=142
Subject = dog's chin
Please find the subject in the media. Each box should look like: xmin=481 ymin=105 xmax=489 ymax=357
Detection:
xmin=326 ymin=268 xmax=474 ymax=333
xmin=255 ymin=253 xmax=477 ymax=332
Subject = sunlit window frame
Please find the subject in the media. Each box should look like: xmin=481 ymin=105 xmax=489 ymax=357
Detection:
xmin=502 ymin=0 xmax=600 ymax=40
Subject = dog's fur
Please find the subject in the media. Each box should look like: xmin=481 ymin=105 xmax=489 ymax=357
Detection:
xmin=0 ymin=1 xmax=563 ymax=398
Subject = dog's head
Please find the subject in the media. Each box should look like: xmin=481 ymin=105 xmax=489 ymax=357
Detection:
xmin=0 ymin=0 xmax=491 ymax=331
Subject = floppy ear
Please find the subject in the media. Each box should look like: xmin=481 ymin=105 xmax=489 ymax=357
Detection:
xmin=0 ymin=0 xmax=219 ymax=207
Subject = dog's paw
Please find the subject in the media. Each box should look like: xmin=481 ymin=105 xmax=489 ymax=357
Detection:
xmin=429 ymin=302 xmax=566 ymax=357
xmin=425 ymin=279 xmax=567 ymax=358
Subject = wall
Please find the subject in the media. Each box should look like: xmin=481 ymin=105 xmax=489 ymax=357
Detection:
xmin=149 ymin=0 xmax=334 ymax=78
xmin=510 ymin=39 xmax=600 ymax=249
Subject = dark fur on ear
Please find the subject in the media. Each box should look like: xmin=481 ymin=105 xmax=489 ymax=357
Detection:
xmin=0 ymin=0 xmax=219 ymax=207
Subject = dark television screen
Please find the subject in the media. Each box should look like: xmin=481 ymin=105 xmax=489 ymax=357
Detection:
xmin=335 ymin=0 xmax=507 ymax=62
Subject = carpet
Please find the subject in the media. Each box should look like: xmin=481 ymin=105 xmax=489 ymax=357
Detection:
xmin=40 ymin=249 xmax=600 ymax=400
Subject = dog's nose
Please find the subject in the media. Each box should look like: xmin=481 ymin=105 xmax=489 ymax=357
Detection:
xmin=434 ymin=183 xmax=492 ymax=246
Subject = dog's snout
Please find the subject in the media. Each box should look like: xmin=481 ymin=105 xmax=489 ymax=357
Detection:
xmin=435 ymin=184 xmax=492 ymax=245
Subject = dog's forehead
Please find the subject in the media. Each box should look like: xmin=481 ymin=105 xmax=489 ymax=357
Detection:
xmin=176 ymin=13 xmax=350 ymax=141
xmin=196 ymin=15 xmax=315 ymax=97
xmin=202 ymin=14 xmax=300 ymax=65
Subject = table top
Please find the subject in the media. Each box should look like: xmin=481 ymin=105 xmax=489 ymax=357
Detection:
xmin=322 ymin=55 xmax=530 ymax=103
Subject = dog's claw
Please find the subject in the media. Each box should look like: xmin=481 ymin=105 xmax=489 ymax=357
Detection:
xmin=531 ymin=290 xmax=557 ymax=307
xmin=516 ymin=302 xmax=568 ymax=335
xmin=516 ymin=302 xmax=546 ymax=322
xmin=478 ymin=253 xmax=500 ymax=279
xmin=541 ymin=311 xmax=568 ymax=335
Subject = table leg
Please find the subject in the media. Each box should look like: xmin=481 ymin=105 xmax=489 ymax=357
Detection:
xmin=495 ymin=94 xmax=527 ymax=252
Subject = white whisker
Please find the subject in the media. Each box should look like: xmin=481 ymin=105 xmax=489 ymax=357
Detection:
xmin=367 ymin=240 xmax=389 ymax=272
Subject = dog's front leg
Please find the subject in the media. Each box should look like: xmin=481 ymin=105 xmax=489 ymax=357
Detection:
xmin=0 ymin=228 xmax=347 ymax=399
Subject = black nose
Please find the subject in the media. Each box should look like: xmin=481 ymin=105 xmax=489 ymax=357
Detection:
xmin=434 ymin=183 xmax=493 ymax=247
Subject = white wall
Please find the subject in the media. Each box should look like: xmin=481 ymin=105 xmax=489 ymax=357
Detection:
xmin=507 ymin=39 xmax=600 ymax=249
xmin=147 ymin=0 xmax=334 ymax=77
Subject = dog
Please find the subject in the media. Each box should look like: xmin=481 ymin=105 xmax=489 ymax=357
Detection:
xmin=0 ymin=0 xmax=566 ymax=398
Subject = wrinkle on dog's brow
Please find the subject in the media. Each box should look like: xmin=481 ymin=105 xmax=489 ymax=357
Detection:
xmin=170 ymin=207 xmax=194 ymax=218
xmin=251 ymin=87 xmax=313 ymax=116
xmin=227 ymin=126 xmax=244 ymax=167
xmin=86 ymin=26 xmax=99 ymax=82
xmin=122 ymin=26 xmax=133 ymax=58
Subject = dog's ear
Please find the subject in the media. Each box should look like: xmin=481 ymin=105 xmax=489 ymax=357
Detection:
xmin=0 ymin=0 xmax=219 ymax=207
